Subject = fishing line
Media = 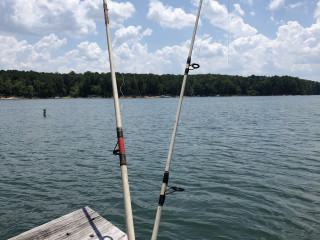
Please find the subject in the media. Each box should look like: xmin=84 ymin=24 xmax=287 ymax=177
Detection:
xmin=118 ymin=1 xmax=127 ymax=98
xmin=179 ymin=97 xmax=193 ymax=159
xmin=119 ymin=74 xmax=125 ymax=97
xmin=133 ymin=71 xmax=141 ymax=97
xmin=227 ymin=0 xmax=230 ymax=90
xmin=107 ymin=1 xmax=126 ymax=98
xmin=132 ymin=50 xmax=141 ymax=97
xmin=226 ymin=0 xmax=230 ymax=150
xmin=179 ymin=1 xmax=209 ymax=152
xmin=106 ymin=1 xmax=127 ymax=99
xmin=195 ymin=0 xmax=209 ymax=64
xmin=118 ymin=1 xmax=141 ymax=98
xmin=119 ymin=0 xmax=140 ymax=99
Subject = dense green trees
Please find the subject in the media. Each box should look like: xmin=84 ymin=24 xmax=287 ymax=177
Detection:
xmin=0 ymin=70 xmax=319 ymax=98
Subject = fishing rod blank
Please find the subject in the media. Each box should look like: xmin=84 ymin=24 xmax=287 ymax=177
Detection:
xmin=103 ymin=1 xmax=135 ymax=239
xmin=151 ymin=1 xmax=203 ymax=239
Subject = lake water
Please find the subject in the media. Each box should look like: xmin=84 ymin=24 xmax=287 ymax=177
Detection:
xmin=0 ymin=96 xmax=319 ymax=239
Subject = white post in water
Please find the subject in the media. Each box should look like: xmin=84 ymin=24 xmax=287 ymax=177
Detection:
xmin=102 ymin=1 xmax=135 ymax=239
xmin=151 ymin=1 xmax=203 ymax=239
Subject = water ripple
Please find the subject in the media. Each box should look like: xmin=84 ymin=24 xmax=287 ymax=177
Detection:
xmin=1 ymin=97 xmax=320 ymax=239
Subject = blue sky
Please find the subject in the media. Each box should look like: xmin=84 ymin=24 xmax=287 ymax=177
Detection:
xmin=0 ymin=0 xmax=319 ymax=81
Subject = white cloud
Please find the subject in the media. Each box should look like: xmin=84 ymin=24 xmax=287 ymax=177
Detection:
xmin=114 ymin=26 xmax=152 ymax=46
xmin=229 ymin=17 xmax=257 ymax=37
xmin=0 ymin=34 xmax=109 ymax=73
xmin=103 ymin=0 xmax=136 ymax=29
xmin=269 ymin=0 xmax=285 ymax=11
xmin=315 ymin=1 xmax=320 ymax=21
xmin=202 ymin=0 xmax=257 ymax=37
xmin=233 ymin=4 xmax=245 ymax=16
xmin=142 ymin=29 xmax=153 ymax=38
xmin=0 ymin=36 xmax=25 ymax=68
xmin=147 ymin=0 xmax=196 ymax=29
xmin=270 ymin=15 xmax=275 ymax=22
xmin=240 ymin=0 xmax=253 ymax=6
xmin=272 ymin=21 xmax=320 ymax=76
xmin=291 ymin=64 xmax=312 ymax=73
xmin=115 ymin=26 xmax=143 ymax=44
xmin=1 ymin=1 xmax=319 ymax=82
xmin=0 ymin=0 xmax=135 ymax=37
xmin=226 ymin=20 xmax=320 ymax=78
xmin=289 ymin=2 xmax=304 ymax=9
xmin=202 ymin=0 xmax=228 ymax=29
xmin=164 ymin=18 xmax=319 ymax=80
xmin=229 ymin=34 xmax=272 ymax=75
xmin=77 ymin=42 xmax=102 ymax=60
xmin=34 ymin=34 xmax=67 ymax=51
xmin=0 ymin=34 xmax=67 ymax=71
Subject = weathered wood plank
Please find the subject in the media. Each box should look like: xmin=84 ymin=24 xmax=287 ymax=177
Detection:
xmin=9 ymin=206 xmax=128 ymax=240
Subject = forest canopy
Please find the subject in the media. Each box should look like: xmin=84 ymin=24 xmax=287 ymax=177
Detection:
xmin=0 ymin=70 xmax=319 ymax=98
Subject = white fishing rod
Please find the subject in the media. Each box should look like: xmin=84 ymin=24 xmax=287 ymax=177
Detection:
xmin=102 ymin=1 xmax=135 ymax=239
xmin=151 ymin=0 xmax=203 ymax=239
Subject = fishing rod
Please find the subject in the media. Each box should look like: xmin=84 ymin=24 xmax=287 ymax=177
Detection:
xmin=151 ymin=0 xmax=203 ymax=239
xmin=102 ymin=1 xmax=135 ymax=239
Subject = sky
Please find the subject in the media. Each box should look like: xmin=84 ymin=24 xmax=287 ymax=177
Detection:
xmin=0 ymin=0 xmax=319 ymax=81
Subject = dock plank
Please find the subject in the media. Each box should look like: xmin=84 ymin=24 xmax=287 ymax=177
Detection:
xmin=9 ymin=206 xmax=127 ymax=240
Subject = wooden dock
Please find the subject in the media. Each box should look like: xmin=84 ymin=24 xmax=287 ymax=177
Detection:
xmin=9 ymin=206 xmax=127 ymax=240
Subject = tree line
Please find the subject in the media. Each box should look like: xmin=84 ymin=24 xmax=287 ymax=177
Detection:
xmin=0 ymin=70 xmax=319 ymax=98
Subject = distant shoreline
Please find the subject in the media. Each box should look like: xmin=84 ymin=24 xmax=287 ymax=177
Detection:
xmin=0 ymin=95 xmax=172 ymax=100
xmin=1 ymin=70 xmax=319 ymax=98
xmin=1 ymin=94 xmax=315 ymax=100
